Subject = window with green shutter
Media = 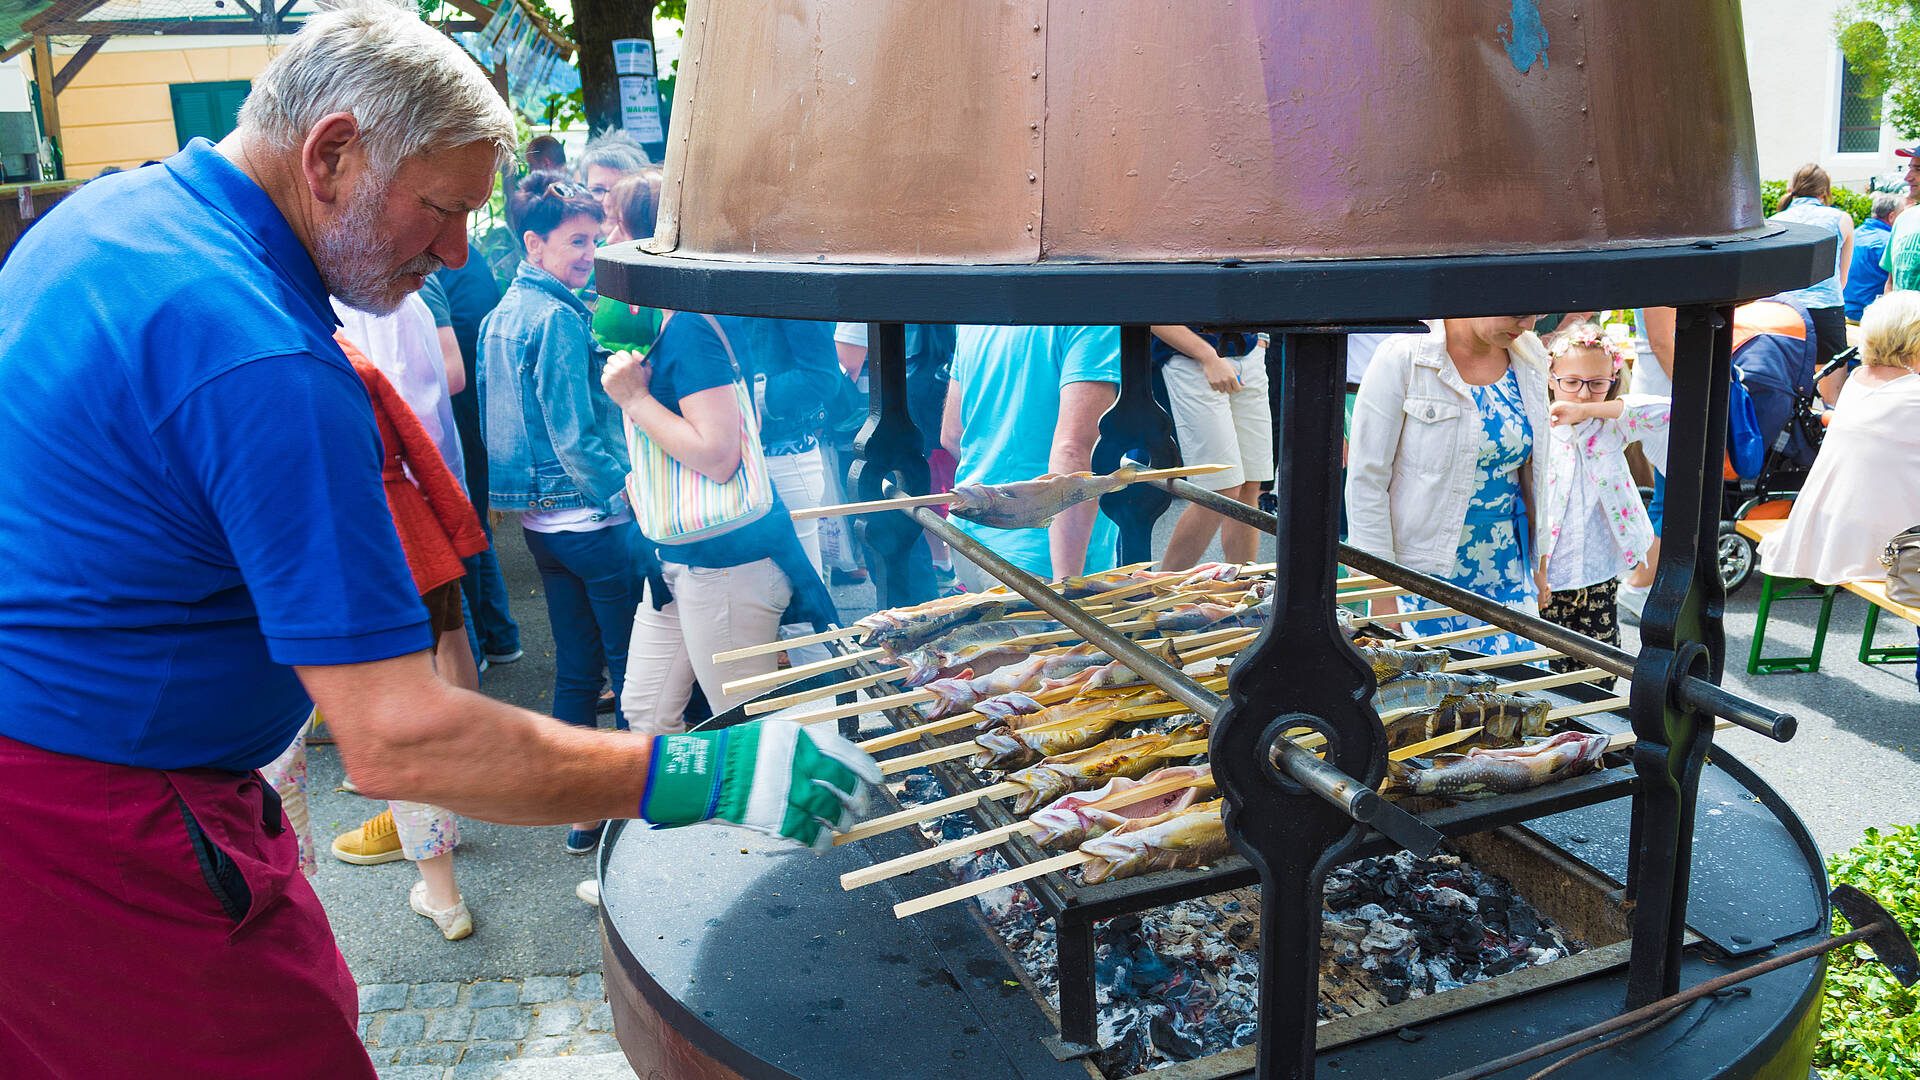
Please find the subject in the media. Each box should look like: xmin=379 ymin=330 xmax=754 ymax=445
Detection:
xmin=169 ymin=81 xmax=252 ymax=149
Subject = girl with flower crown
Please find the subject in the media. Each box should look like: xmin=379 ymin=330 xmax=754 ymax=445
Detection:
xmin=1538 ymin=324 xmax=1672 ymax=678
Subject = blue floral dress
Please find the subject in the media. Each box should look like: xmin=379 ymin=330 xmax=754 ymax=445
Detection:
xmin=1398 ymin=368 xmax=1537 ymax=656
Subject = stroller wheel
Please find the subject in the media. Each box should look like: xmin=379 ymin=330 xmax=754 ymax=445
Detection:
xmin=1718 ymin=524 xmax=1755 ymax=593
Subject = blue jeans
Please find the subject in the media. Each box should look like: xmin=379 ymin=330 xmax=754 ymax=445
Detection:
xmin=521 ymin=522 xmax=640 ymax=729
xmin=460 ymin=522 xmax=521 ymax=659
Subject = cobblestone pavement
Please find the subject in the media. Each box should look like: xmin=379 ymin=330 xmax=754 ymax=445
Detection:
xmin=357 ymin=974 xmax=637 ymax=1079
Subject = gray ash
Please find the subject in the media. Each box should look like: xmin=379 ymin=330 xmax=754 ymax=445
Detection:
xmin=888 ymin=772 xmax=1584 ymax=1076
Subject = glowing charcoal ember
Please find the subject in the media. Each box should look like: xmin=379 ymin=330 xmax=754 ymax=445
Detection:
xmin=1370 ymin=671 xmax=1501 ymax=713
xmin=1388 ymin=731 xmax=1611 ymax=799
xmin=1077 ymin=800 xmax=1231 ymax=885
xmin=1381 ymin=692 xmax=1552 ymax=751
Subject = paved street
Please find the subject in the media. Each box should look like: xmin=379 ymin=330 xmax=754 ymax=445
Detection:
xmin=312 ymin=518 xmax=1917 ymax=1078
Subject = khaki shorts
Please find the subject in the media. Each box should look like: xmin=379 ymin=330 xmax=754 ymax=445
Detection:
xmin=1160 ymin=344 xmax=1274 ymax=490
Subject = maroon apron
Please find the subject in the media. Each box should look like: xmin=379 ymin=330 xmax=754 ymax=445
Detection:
xmin=0 ymin=734 xmax=375 ymax=1079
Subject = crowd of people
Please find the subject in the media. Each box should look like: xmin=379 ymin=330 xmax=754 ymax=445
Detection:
xmin=1 ymin=4 xmax=1916 ymax=1075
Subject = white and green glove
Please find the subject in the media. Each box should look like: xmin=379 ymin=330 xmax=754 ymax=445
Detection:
xmin=639 ymin=720 xmax=883 ymax=851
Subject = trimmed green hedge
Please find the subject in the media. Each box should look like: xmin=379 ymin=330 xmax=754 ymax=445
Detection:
xmin=1814 ymin=824 xmax=1920 ymax=1079
xmin=1763 ymin=180 xmax=1879 ymax=227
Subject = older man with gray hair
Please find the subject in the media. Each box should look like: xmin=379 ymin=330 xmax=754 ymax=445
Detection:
xmin=1846 ymin=190 xmax=1903 ymax=322
xmin=0 ymin=3 xmax=877 ymax=1075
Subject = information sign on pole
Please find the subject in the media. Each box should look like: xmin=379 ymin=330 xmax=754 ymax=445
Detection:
xmin=618 ymin=74 xmax=664 ymax=142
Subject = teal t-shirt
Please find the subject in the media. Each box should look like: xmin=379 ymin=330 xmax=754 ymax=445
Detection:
xmin=1883 ymin=208 xmax=1920 ymax=293
xmin=949 ymin=325 xmax=1121 ymax=579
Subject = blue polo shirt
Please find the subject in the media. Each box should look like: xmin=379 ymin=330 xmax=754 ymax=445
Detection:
xmin=0 ymin=139 xmax=432 ymax=772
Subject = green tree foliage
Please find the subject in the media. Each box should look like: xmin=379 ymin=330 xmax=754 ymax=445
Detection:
xmin=1762 ymin=180 xmax=1879 ymax=226
xmin=1838 ymin=6 xmax=1920 ymax=135
xmin=1815 ymin=824 xmax=1920 ymax=1079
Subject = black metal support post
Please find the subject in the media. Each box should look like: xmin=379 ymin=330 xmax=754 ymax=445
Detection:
xmin=1625 ymin=304 xmax=1736 ymax=1006
xmin=1093 ymin=325 xmax=1180 ymax=564
xmin=1054 ymin=910 xmax=1098 ymax=1050
xmin=851 ymin=322 xmax=934 ymax=609
xmin=1211 ymin=331 xmax=1383 ymax=1080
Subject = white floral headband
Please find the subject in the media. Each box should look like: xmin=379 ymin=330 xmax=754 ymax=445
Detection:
xmin=1548 ymin=324 xmax=1631 ymax=372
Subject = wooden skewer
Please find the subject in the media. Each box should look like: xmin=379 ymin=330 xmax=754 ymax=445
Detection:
xmin=1446 ymin=647 xmax=1562 ymax=671
xmin=1546 ymin=696 xmax=1629 ymax=721
xmin=727 ymin=587 xmax=1208 ymax=702
xmin=840 ymin=770 xmax=1219 ymax=890
xmin=893 ymin=850 xmax=1093 ymax=919
xmin=849 ymin=629 xmax=1252 ymax=752
xmin=1394 ymin=623 xmax=1501 ymax=648
xmin=1389 ymin=726 xmax=1485 ymax=760
xmin=879 ymin=698 xmax=1201 ymax=775
xmin=1338 ymin=585 xmax=1411 ymax=603
xmin=831 ymin=781 xmax=1023 ymax=846
xmin=1501 ymin=667 xmax=1610 ymax=695
xmin=1358 ymin=606 xmax=1465 ymax=627
xmin=792 ymin=464 xmax=1231 ymax=521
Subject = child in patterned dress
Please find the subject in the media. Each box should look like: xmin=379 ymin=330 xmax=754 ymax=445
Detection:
xmin=1538 ymin=325 xmax=1671 ymax=682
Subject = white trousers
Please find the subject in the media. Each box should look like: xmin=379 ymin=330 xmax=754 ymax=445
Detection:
xmin=621 ymin=558 xmax=794 ymax=736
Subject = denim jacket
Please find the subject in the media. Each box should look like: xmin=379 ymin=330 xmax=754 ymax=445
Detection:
xmin=478 ymin=261 xmax=631 ymax=514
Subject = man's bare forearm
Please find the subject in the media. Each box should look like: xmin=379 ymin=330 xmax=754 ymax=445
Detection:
xmin=299 ymin=654 xmax=652 ymax=826
xmin=1049 ymin=499 xmax=1099 ymax=578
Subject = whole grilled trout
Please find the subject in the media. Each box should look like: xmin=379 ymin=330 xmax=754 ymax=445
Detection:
xmin=1006 ymin=722 xmax=1208 ymax=813
xmin=895 ymin=619 xmax=1066 ymax=687
xmin=1388 ymin=731 xmax=1610 ymax=799
xmin=1383 ymin=692 xmax=1552 ymax=751
xmin=1153 ymin=594 xmax=1273 ymax=633
xmin=1079 ymin=640 xmax=1185 ymax=693
xmin=948 ymin=472 xmax=1128 ymax=531
xmin=1028 ymin=765 xmax=1213 ymax=849
xmin=969 ymin=701 xmax=1137 ymax=770
xmin=1078 ymin=799 xmax=1231 ymax=885
xmin=858 ymin=595 xmax=1012 ymax=652
xmin=970 ymin=686 xmax=1149 ymax=734
xmin=1372 ymin=672 xmax=1501 ymax=714
xmin=921 ymin=644 xmax=1105 ymax=719
xmin=1355 ymin=643 xmax=1450 ymax=683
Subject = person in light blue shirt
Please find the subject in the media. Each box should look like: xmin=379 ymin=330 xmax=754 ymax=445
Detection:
xmin=941 ymin=325 xmax=1121 ymax=580
xmin=1843 ymin=193 xmax=1899 ymax=321
xmin=1768 ymin=163 xmax=1855 ymax=373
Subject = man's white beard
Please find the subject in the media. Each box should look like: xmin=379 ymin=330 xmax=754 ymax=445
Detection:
xmin=316 ymin=176 xmax=441 ymax=315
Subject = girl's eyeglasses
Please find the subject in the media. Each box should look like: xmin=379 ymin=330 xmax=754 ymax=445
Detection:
xmin=1553 ymin=376 xmax=1616 ymax=394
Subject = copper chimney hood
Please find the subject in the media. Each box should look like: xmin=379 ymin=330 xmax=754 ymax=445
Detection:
xmin=648 ymin=0 xmax=1764 ymax=265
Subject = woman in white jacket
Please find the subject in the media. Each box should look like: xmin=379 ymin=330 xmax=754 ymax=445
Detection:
xmin=1346 ymin=318 xmax=1553 ymax=655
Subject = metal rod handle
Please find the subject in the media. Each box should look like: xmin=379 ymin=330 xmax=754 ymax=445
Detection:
xmin=1153 ymin=477 xmax=1798 ymax=744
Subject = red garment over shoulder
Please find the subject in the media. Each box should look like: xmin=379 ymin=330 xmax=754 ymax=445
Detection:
xmin=335 ymin=335 xmax=488 ymax=596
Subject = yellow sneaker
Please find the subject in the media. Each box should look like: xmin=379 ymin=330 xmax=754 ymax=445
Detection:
xmin=331 ymin=809 xmax=404 ymax=865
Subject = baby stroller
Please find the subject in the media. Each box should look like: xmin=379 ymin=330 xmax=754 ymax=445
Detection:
xmin=1714 ymin=297 xmax=1843 ymax=591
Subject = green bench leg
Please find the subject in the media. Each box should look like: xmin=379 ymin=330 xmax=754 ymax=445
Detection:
xmin=1747 ymin=575 xmax=1838 ymax=675
xmin=1858 ymin=603 xmax=1920 ymax=666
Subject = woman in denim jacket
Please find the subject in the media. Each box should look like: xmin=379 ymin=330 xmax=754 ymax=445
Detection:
xmin=479 ymin=174 xmax=637 ymax=854
xmin=1346 ymin=317 xmax=1552 ymax=656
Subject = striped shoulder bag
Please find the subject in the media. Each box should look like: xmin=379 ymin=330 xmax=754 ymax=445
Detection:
xmin=623 ymin=314 xmax=774 ymax=543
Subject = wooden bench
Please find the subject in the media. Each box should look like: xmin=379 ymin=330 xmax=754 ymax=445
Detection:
xmin=1736 ymin=517 xmax=1920 ymax=674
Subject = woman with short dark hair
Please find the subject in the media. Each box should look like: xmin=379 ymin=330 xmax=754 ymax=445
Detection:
xmin=480 ymin=172 xmax=637 ymax=853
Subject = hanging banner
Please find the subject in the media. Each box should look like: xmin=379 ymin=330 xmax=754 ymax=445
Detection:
xmin=612 ymin=38 xmax=655 ymax=78
xmin=618 ymin=75 xmax=664 ymax=142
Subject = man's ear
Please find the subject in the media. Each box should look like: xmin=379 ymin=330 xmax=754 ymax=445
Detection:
xmin=302 ymin=112 xmax=364 ymax=206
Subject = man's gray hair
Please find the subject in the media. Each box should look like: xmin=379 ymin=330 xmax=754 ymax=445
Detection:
xmin=239 ymin=0 xmax=516 ymax=177
xmin=575 ymin=131 xmax=651 ymax=179
xmin=1873 ymin=192 xmax=1901 ymax=221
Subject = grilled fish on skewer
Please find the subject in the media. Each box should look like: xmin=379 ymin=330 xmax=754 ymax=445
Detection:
xmin=1007 ymin=722 xmax=1208 ymax=813
xmin=947 ymin=472 xmax=1130 ymax=530
xmin=1078 ymin=800 xmax=1231 ymax=885
xmin=973 ymin=691 xmax=1046 ymax=724
xmin=895 ymin=620 xmax=1068 ymax=686
xmin=1383 ymin=692 xmax=1552 ymax=751
xmin=1028 ymin=765 xmax=1214 ymax=849
xmin=968 ymin=700 xmax=1139 ymax=770
xmin=1354 ymin=643 xmax=1450 ymax=682
xmin=921 ymin=644 xmax=1106 ymax=719
xmin=1079 ymin=639 xmax=1186 ymax=693
xmin=1371 ymin=671 xmax=1501 ymax=714
xmin=971 ymin=686 xmax=1146 ymax=734
xmin=1387 ymin=731 xmax=1610 ymax=798
xmin=857 ymin=595 xmax=1014 ymax=651
xmin=1152 ymin=594 xmax=1272 ymax=633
